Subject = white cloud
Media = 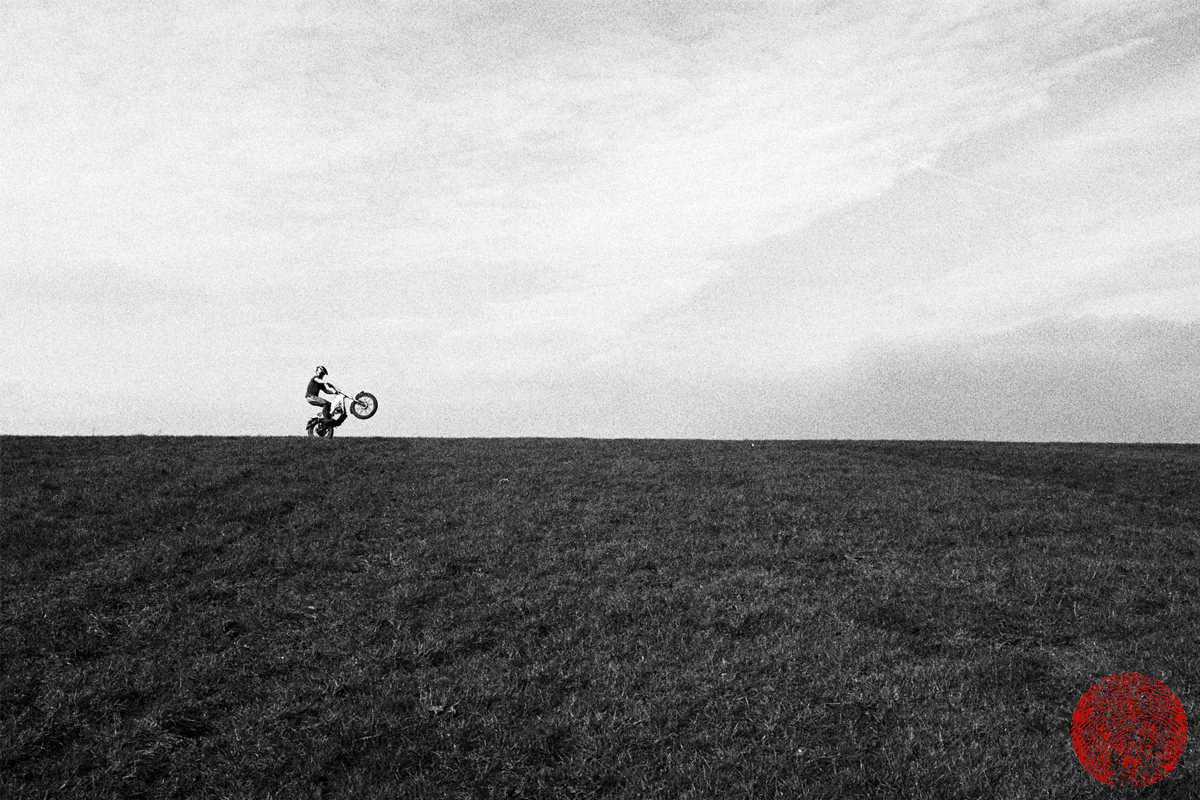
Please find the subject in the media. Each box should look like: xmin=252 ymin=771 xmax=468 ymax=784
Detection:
xmin=4 ymin=0 xmax=1199 ymax=436
xmin=3 ymin=0 xmax=1171 ymax=278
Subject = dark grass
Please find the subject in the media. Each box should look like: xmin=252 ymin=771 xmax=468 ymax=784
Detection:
xmin=2 ymin=436 xmax=1197 ymax=799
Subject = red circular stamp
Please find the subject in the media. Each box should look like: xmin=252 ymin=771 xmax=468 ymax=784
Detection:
xmin=1071 ymin=672 xmax=1188 ymax=787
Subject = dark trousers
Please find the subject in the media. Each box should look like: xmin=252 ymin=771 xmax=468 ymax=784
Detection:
xmin=306 ymin=396 xmax=331 ymax=419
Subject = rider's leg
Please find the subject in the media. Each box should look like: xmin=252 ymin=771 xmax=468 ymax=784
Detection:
xmin=307 ymin=396 xmax=332 ymax=420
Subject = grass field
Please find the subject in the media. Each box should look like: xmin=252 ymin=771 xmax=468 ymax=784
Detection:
xmin=2 ymin=436 xmax=1197 ymax=799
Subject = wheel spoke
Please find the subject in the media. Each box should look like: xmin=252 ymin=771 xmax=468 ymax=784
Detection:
xmin=350 ymin=394 xmax=377 ymax=418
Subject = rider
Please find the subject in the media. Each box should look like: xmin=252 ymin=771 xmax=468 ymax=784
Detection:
xmin=306 ymin=366 xmax=338 ymax=421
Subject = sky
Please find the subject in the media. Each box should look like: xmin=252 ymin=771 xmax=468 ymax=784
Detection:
xmin=3 ymin=0 xmax=1199 ymax=440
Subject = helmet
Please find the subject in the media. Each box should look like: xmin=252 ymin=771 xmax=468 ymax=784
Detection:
xmin=316 ymin=365 xmax=327 ymax=377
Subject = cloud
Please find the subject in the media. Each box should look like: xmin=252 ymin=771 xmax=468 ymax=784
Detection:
xmin=3 ymin=1 xmax=1177 ymax=281
xmin=4 ymin=1 xmax=1199 ymax=436
xmin=419 ymin=315 xmax=1200 ymax=442
xmin=811 ymin=316 xmax=1200 ymax=442
xmin=546 ymin=315 xmax=1200 ymax=441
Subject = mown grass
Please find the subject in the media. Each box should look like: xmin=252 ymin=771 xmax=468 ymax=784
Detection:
xmin=1 ymin=436 xmax=1197 ymax=799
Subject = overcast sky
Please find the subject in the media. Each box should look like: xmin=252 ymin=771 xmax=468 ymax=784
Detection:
xmin=4 ymin=0 xmax=1199 ymax=439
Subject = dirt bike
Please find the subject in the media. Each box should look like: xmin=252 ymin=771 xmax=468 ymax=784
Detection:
xmin=306 ymin=389 xmax=378 ymax=437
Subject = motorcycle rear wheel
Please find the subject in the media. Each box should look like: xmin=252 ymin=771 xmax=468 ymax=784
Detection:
xmin=306 ymin=419 xmax=334 ymax=438
xmin=351 ymin=391 xmax=378 ymax=419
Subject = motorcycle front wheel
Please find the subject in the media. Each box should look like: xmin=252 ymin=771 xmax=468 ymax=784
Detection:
xmin=351 ymin=391 xmax=378 ymax=419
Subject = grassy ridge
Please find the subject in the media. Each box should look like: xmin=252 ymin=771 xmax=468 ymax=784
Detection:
xmin=2 ymin=437 xmax=1197 ymax=798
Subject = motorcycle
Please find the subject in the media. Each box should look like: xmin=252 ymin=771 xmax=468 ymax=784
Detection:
xmin=306 ymin=389 xmax=378 ymax=437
